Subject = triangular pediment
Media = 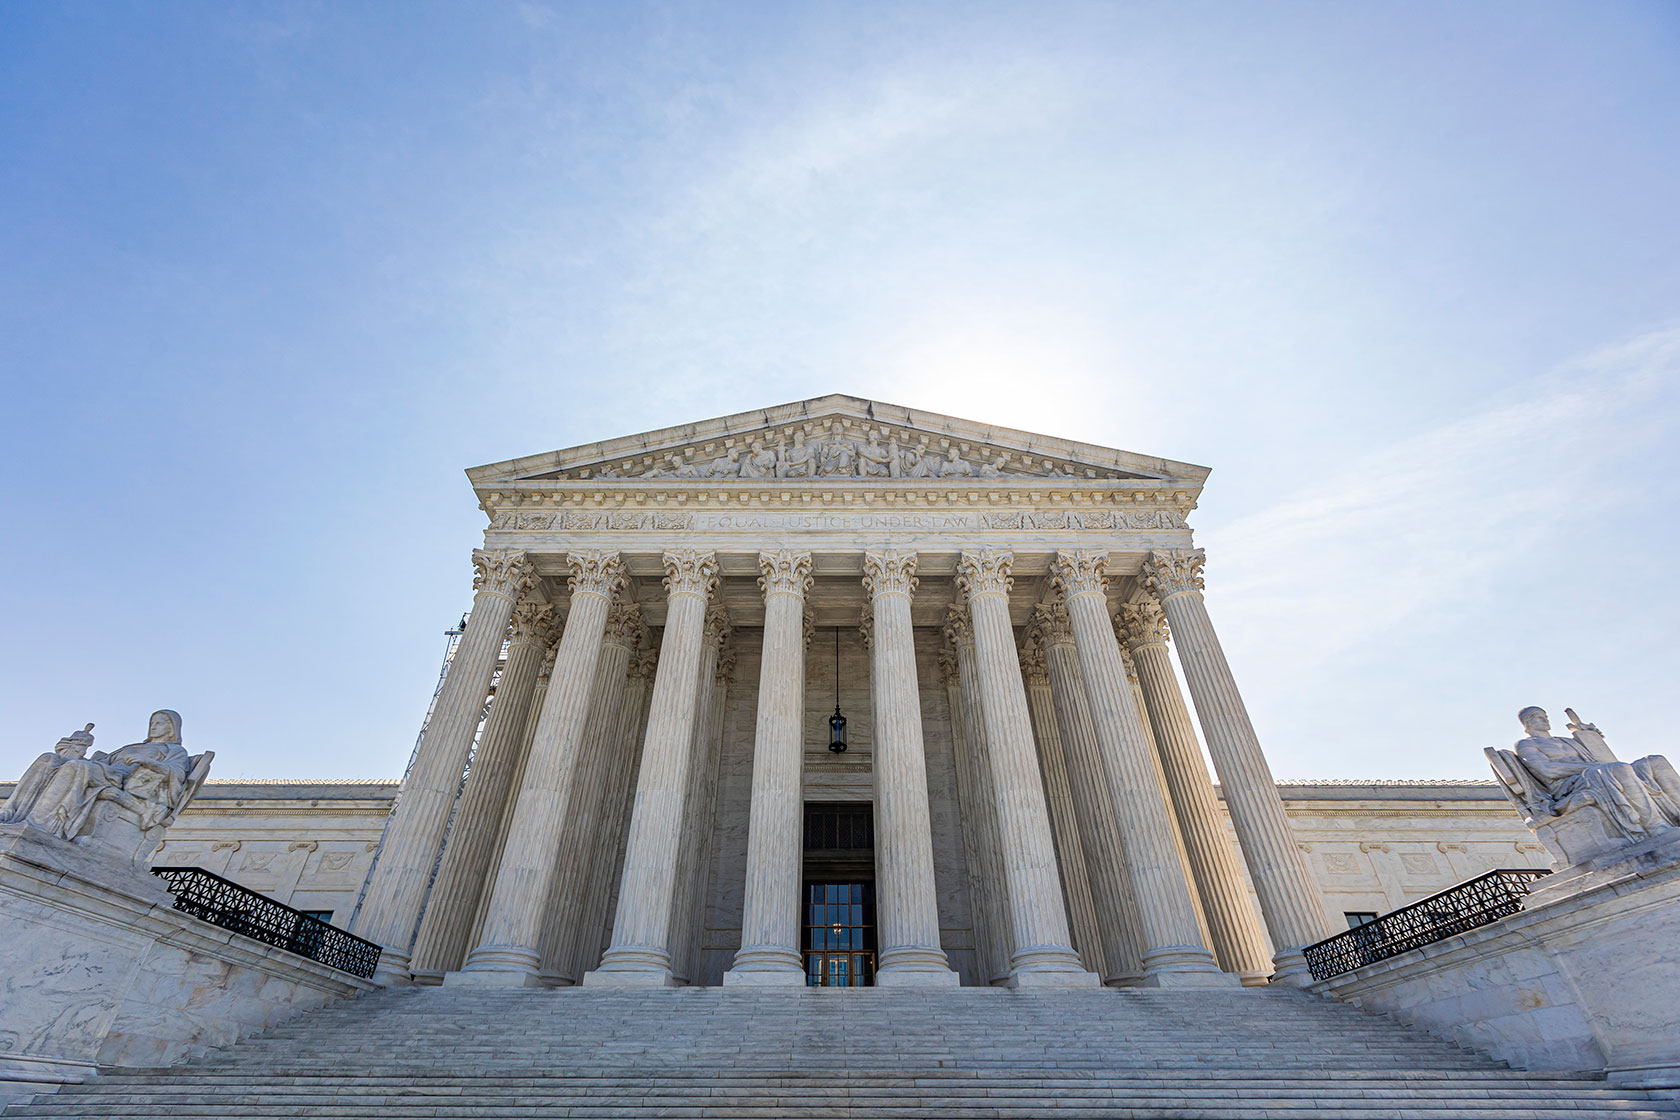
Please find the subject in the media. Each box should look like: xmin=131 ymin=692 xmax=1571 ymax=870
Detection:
xmin=467 ymin=394 xmax=1209 ymax=489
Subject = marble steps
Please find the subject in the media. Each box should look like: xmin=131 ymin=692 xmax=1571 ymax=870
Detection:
xmin=6 ymin=987 xmax=1676 ymax=1119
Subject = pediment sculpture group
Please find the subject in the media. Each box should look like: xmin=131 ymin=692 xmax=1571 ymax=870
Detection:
xmin=1 ymin=709 xmax=213 ymax=866
xmin=1488 ymin=706 xmax=1680 ymax=866
xmin=594 ymin=424 xmax=1079 ymax=481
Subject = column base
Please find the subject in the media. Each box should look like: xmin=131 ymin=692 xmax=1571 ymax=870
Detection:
xmin=1139 ymin=944 xmax=1240 ymax=987
xmin=1267 ymin=947 xmax=1315 ymax=987
xmin=584 ymin=944 xmax=678 ymax=987
xmin=724 ymin=946 xmax=805 ymax=986
xmin=722 ymin=967 xmax=805 ymax=987
xmin=875 ymin=944 xmax=960 ymax=986
xmin=407 ymin=969 xmax=446 ymax=987
xmin=1237 ymin=969 xmax=1272 ymax=988
xmin=442 ymin=966 xmax=544 ymax=988
xmin=1007 ymin=944 xmax=1100 ymax=988
xmin=450 ymin=943 xmax=544 ymax=987
xmin=370 ymin=950 xmax=414 ymax=987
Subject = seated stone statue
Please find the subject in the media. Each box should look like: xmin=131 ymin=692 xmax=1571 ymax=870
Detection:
xmin=1487 ymin=706 xmax=1680 ymax=866
xmin=3 ymin=709 xmax=213 ymax=865
xmin=0 ymin=723 xmax=95 ymax=824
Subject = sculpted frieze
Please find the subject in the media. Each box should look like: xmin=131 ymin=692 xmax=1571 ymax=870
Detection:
xmin=571 ymin=418 xmax=1107 ymax=482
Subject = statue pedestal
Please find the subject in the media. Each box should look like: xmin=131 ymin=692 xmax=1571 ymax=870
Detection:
xmin=1310 ymin=830 xmax=1680 ymax=1093
xmin=0 ymin=825 xmax=374 ymax=1105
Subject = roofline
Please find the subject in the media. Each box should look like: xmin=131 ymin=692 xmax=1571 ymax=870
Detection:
xmin=465 ymin=393 xmax=1212 ymax=486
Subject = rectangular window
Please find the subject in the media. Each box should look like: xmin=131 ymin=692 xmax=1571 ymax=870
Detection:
xmin=1344 ymin=911 xmax=1379 ymax=928
xmin=300 ymin=910 xmax=335 ymax=925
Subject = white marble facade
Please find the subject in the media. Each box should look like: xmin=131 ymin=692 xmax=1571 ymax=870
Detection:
xmin=52 ymin=398 xmax=1546 ymax=991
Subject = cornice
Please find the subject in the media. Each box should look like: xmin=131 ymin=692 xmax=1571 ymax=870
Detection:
xmin=465 ymin=394 xmax=1211 ymax=490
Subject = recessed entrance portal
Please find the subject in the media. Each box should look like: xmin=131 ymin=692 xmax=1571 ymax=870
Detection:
xmin=802 ymin=802 xmax=876 ymax=987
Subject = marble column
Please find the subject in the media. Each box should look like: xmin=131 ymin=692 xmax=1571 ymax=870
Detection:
xmin=943 ymin=606 xmax=1014 ymax=985
xmin=409 ymin=600 xmax=555 ymax=978
xmin=354 ymin=548 xmax=535 ymax=978
xmin=1019 ymin=637 xmax=1106 ymax=979
xmin=533 ymin=603 xmax=644 ymax=984
xmin=1118 ymin=599 xmax=1272 ymax=984
xmin=1050 ymin=549 xmax=1229 ymax=986
xmin=668 ymin=604 xmax=731 ymax=984
xmin=956 ymin=549 xmax=1092 ymax=986
xmin=452 ymin=551 xmax=626 ymax=985
xmin=1030 ymin=600 xmax=1146 ymax=985
xmin=726 ymin=550 xmax=813 ymax=985
xmin=677 ymin=643 xmax=733 ymax=985
xmin=1141 ymin=548 xmax=1333 ymax=985
xmin=938 ymin=646 xmax=996 ymax=988
xmin=463 ymin=638 xmax=558 ymax=959
xmin=861 ymin=550 xmax=958 ymax=986
xmin=565 ymin=647 xmax=654 ymax=980
xmin=587 ymin=549 xmax=719 ymax=986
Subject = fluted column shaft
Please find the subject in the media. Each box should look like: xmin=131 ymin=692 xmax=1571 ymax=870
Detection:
xmin=957 ymin=550 xmax=1090 ymax=986
xmin=1142 ymin=549 xmax=1332 ymax=984
xmin=945 ymin=611 xmax=1013 ymax=984
xmin=409 ymin=601 xmax=553 ymax=977
xmin=534 ymin=605 xmax=643 ymax=984
xmin=668 ymin=606 xmax=729 ymax=983
xmin=1035 ymin=613 xmax=1145 ymax=985
xmin=1021 ymin=650 xmax=1105 ymax=979
xmin=1120 ymin=600 xmax=1272 ymax=983
xmin=862 ymin=550 xmax=958 ymax=986
xmin=565 ymin=650 xmax=654 ymax=979
xmin=727 ymin=551 xmax=813 ymax=985
xmin=588 ymin=550 xmax=719 ymax=985
xmin=939 ymin=651 xmax=995 ymax=988
xmin=676 ymin=648 xmax=732 ymax=985
xmin=1052 ymin=550 xmax=1228 ymax=986
xmin=354 ymin=549 xmax=535 ymax=976
xmin=454 ymin=552 xmax=626 ymax=985
xmin=463 ymin=640 xmax=557 ymax=958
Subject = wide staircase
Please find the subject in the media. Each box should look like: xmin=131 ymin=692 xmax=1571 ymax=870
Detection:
xmin=6 ymin=985 xmax=1675 ymax=1119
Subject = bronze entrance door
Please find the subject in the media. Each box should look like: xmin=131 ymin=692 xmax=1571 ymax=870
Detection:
xmin=801 ymin=803 xmax=876 ymax=987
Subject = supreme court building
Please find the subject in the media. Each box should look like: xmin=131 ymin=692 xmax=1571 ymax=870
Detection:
xmin=346 ymin=394 xmax=1349 ymax=992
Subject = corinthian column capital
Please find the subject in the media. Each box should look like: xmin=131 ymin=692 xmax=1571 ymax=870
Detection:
xmin=715 ymin=645 xmax=738 ymax=685
xmin=603 ymin=602 xmax=646 ymax=651
xmin=704 ymin=602 xmax=732 ymax=647
xmin=757 ymin=550 xmax=813 ymax=599
xmin=1142 ymin=548 xmax=1207 ymax=601
xmin=534 ymin=642 xmax=559 ymax=687
xmin=1116 ymin=599 xmax=1170 ymax=650
xmin=941 ymin=603 xmax=974 ymax=649
xmin=567 ymin=550 xmax=628 ymax=600
xmin=936 ymin=645 xmax=959 ymax=687
xmin=862 ymin=550 xmax=918 ymax=600
xmin=473 ymin=549 xmax=537 ymax=601
xmin=955 ymin=548 xmax=1014 ymax=599
xmin=1027 ymin=599 xmax=1074 ymax=648
xmin=662 ymin=549 xmax=719 ymax=599
xmin=1019 ymin=639 xmax=1050 ymax=687
xmin=1050 ymin=549 xmax=1109 ymax=600
xmin=857 ymin=611 xmax=874 ymax=650
xmin=509 ymin=601 xmax=557 ymax=648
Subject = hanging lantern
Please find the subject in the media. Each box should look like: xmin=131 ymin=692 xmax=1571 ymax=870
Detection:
xmin=828 ymin=627 xmax=848 ymax=753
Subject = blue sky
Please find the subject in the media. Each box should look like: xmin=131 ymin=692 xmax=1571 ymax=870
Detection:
xmin=2 ymin=2 xmax=1676 ymax=782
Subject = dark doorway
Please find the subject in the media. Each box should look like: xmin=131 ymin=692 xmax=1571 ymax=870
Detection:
xmin=802 ymin=802 xmax=876 ymax=987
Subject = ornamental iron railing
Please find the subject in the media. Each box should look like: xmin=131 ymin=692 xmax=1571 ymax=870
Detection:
xmin=1303 ymin=867 xmax=1552 ymax=981
xmin=153 ymin=866 xmax=382 ymax=979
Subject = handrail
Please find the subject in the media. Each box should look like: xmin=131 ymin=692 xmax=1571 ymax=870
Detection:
xmin=1303 ymin=867 xmax=1552 ymax=981
xmin=152 ymin=866 xmax=381 ymax=979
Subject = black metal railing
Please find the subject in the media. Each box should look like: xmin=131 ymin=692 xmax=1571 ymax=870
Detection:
xmin=152 ymin=866 xmax=382 ymax=979
xmin=1304 ymin=867 xmax=1552 ymax=981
